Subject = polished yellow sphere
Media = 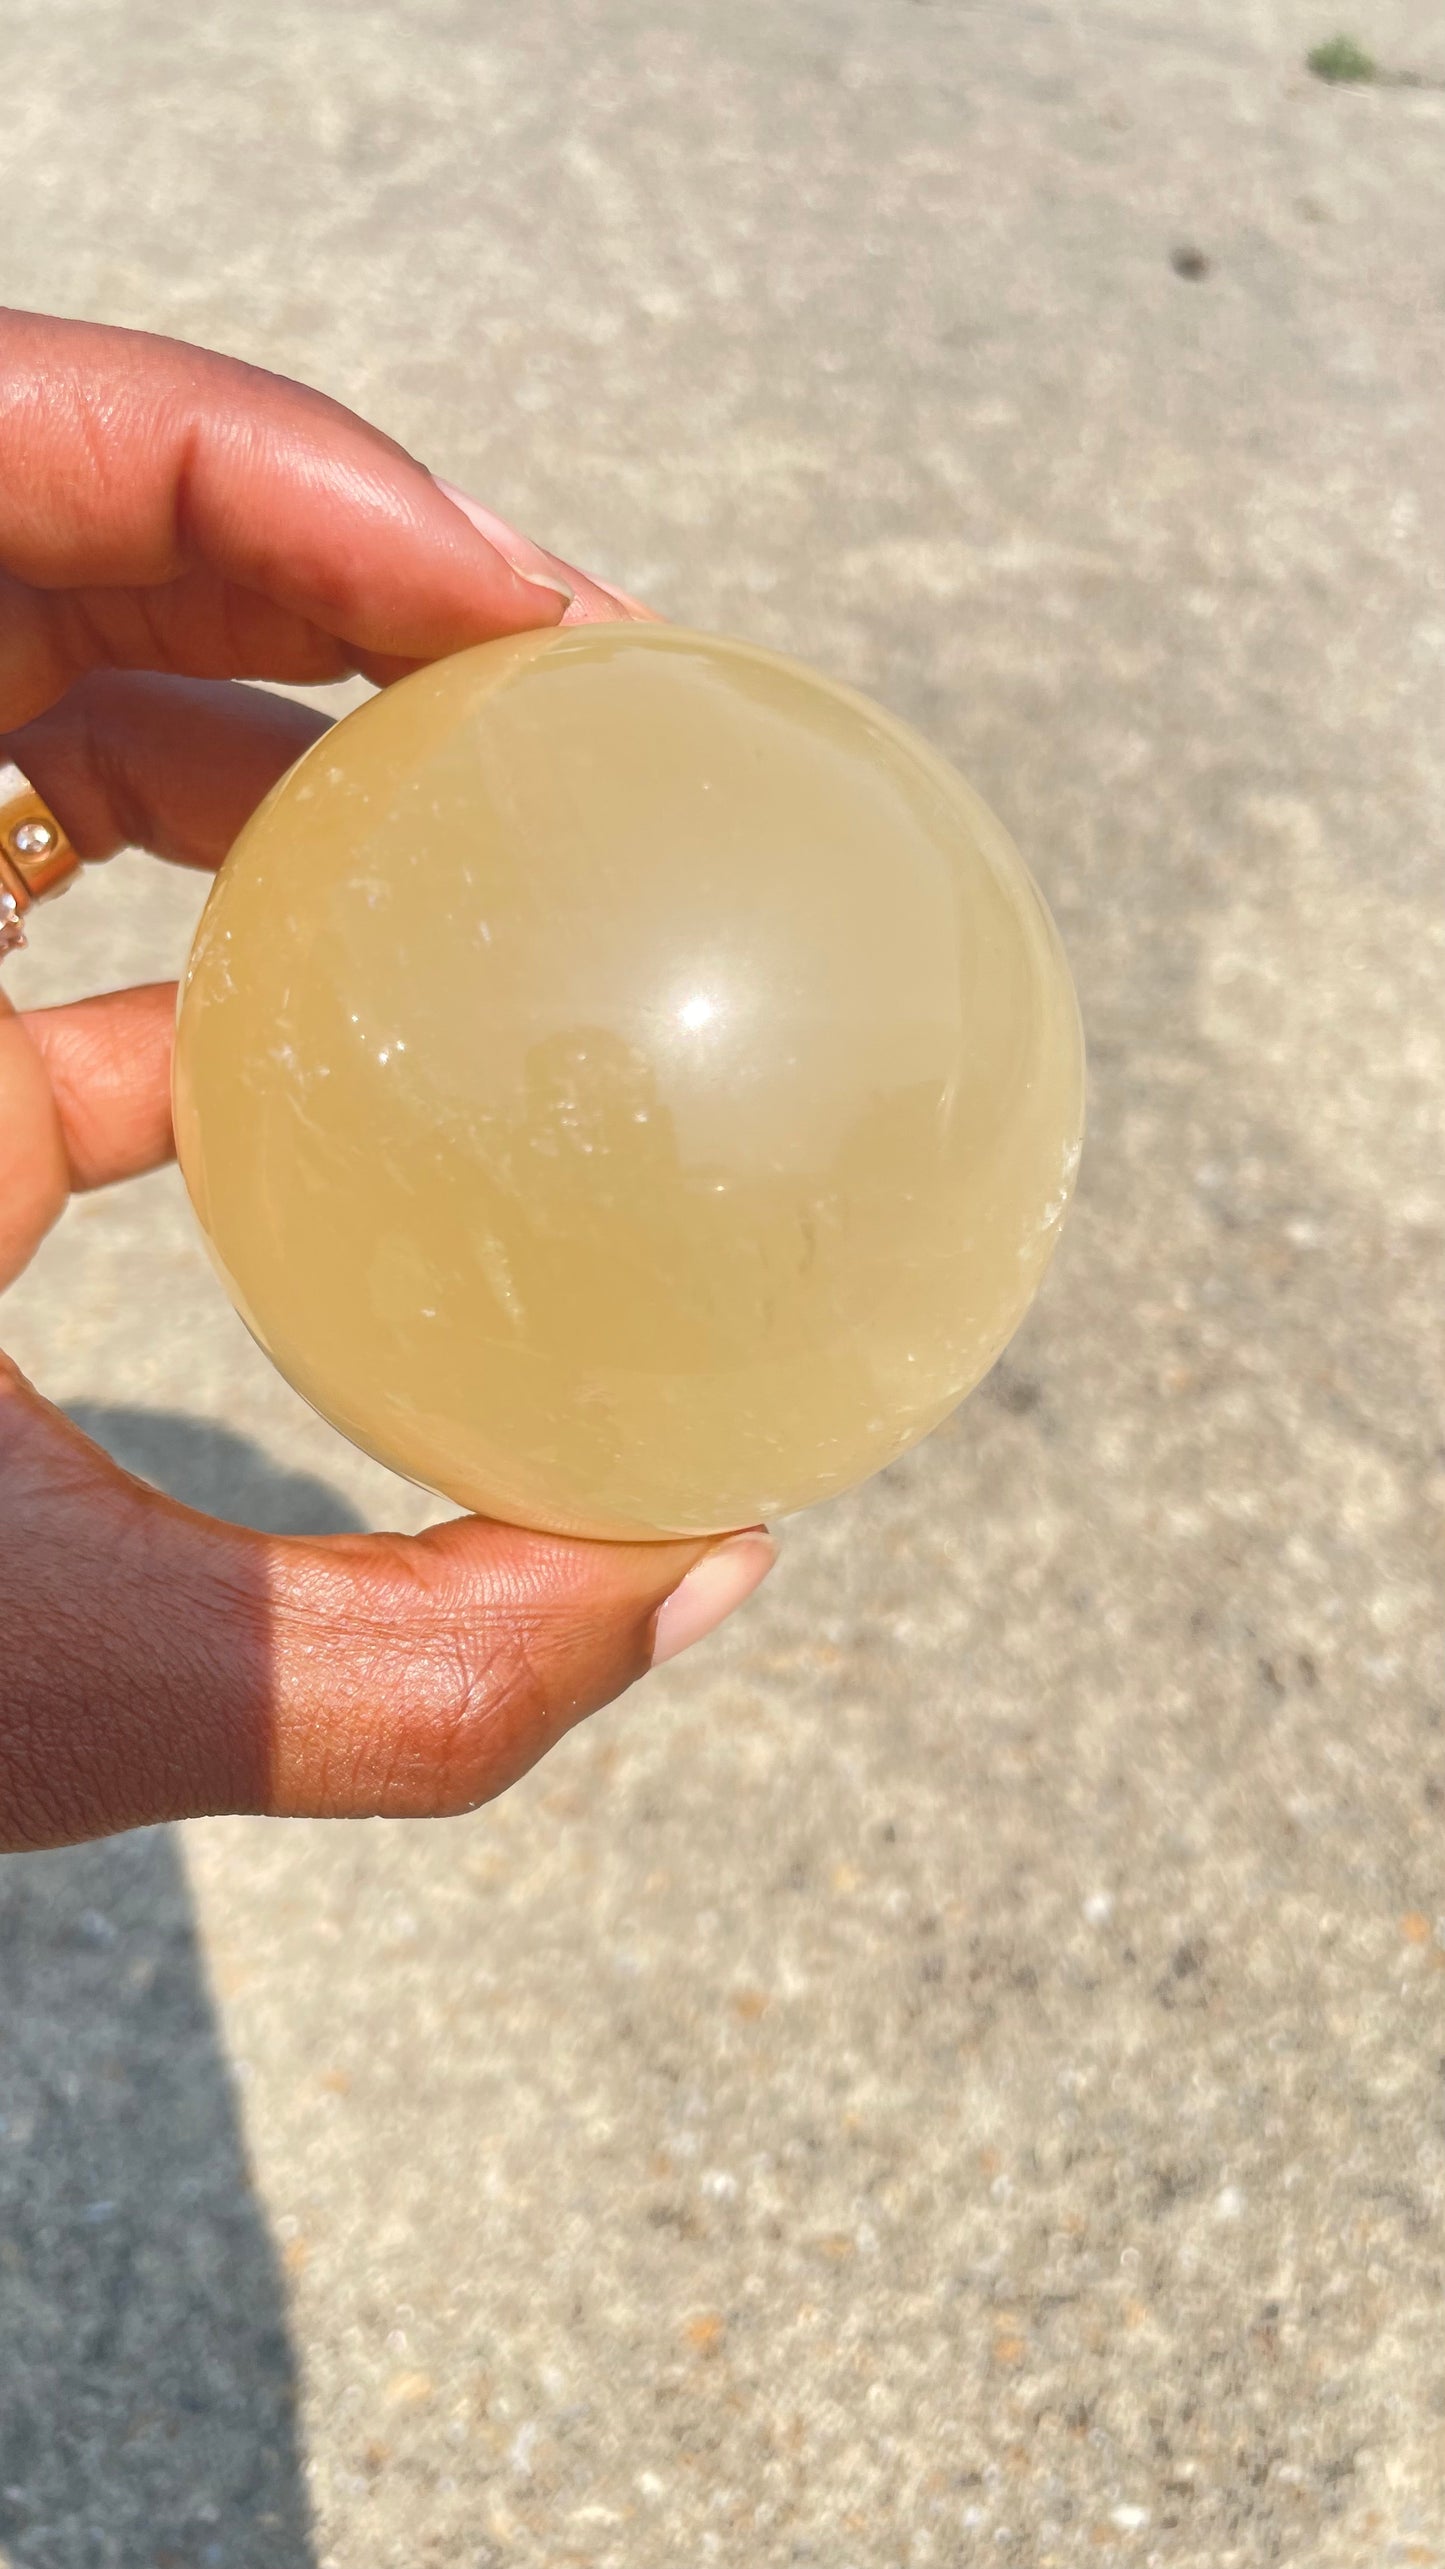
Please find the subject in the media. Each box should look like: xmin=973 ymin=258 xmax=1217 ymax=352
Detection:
xmin=173 ymin=626 xmax=1084 ymax=1539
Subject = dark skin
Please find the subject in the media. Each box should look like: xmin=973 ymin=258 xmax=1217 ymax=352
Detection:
xmin=0 ymin=310 xmax=772 ymax=1853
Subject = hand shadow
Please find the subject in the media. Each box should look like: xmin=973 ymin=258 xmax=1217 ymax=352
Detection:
xmin=63 ymin=1404 xmax=369 ymax=1537
xmin=0 ymin=1412 xmax=355 ymax=2569
xmin=0 ymin=1833 xmax=314 ymax=2568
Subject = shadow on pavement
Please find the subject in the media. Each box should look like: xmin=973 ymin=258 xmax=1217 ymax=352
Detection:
xmin=0 ymin=1831 xmax=315 ymax=2569
xmin=63 ymin=1404 xmax=369 ymax=1537
xmin=0 ymin=1418 xmax=353 ymax=2567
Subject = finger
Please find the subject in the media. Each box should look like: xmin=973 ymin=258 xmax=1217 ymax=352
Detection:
xmin=0 ymin=982 xmax=176 ymax=1289
xmin=433 ymin=481 xmax=664 ymax=626
xmin=0 ymin=1361 xmax=775 ymax=1848
xmin=0 ymin=308 xmax=573 ymax=724
xmin=266 ymin=1515 xmax=775 ymax=1820
xmin=20 ymin=982 xmax=176 ymax=1192
xmin=1 ymin=671 xmax=331 ymax=871
xmin=0 ymin=993 xmax=68 ymax=1288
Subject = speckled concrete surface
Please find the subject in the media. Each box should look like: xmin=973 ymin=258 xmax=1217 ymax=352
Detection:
xmin=1 ymin=4 xmax=1443 ymax=2564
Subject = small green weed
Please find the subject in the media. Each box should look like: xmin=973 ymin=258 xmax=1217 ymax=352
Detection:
xmin=1306 ymin=34 xmax=1378 ymax=83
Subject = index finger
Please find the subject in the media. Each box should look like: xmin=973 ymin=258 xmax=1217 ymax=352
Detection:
xmin=0 ymin=308 xmax=570 ymax=723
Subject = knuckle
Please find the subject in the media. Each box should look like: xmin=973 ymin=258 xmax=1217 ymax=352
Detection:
xmin=409 ymin=1615 xmax=561 ymax=1816
xmin=375 ymin=1610 xmax=604 ymax=1819
xmin=275 ymin=1533 xmax=655 ymax=1821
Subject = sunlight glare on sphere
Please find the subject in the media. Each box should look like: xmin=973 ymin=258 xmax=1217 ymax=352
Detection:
xmin=172 ymin=626 xmax=1084 ymax=1539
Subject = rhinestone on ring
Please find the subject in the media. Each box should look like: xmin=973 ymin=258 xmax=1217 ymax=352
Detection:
xmin=0 ymin=762 xmax=80 ymax=955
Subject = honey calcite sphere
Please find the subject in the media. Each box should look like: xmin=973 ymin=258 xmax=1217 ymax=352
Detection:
xmin=173 ymin=626 xmax=1084 ymax=1540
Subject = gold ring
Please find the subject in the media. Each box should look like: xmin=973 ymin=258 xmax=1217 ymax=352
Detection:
xmin=0 ymin=762 xmax=80 ymax=959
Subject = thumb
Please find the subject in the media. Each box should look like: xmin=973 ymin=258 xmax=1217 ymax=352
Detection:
xmin=0 ymin=1358 xmax=774 ymax=1848
xmin=265 ymin=1513 xmax=777 ymax=1821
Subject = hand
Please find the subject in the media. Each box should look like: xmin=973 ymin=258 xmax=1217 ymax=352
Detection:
xmin=0 ymin=309 xmax=774 ymax=1853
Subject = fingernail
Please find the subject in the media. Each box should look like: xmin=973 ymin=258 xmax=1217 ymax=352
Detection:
xmin=433 ymin=477 xmax=574 ymax=605
xmin=510 ymin=563 xmax=575 ymax=605
xmin=650 ymin=1531 xmax=777 ymax=1668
